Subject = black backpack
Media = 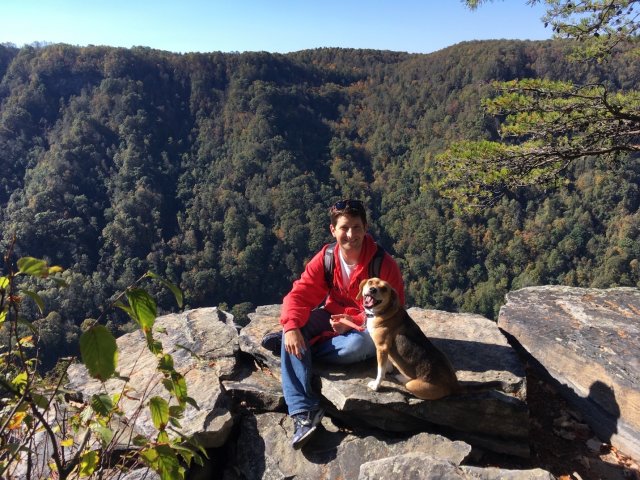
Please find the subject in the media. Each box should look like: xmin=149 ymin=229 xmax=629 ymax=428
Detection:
xmin=323 ymin=241 xmax=385 ymax=290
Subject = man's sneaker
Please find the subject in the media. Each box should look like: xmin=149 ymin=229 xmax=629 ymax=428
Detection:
xmin=261 ymin=331 xmax=282 ymax=356
xmin=291 ymin=408 xmax=325 ymax=450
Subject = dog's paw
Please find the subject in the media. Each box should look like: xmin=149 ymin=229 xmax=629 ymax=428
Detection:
xmin=368 ymin=380 xmax=380 ymax=391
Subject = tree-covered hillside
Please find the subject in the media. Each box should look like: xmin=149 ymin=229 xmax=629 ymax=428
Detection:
xmin=0 ymin=40 xmax=638 ymax=364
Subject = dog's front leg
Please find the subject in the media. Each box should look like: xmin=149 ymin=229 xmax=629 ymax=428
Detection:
xmin=368 ymin=348 xmax=389 ymax=391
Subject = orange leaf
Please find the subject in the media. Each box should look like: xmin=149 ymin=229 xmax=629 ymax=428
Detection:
xmin=8 ymin=411 xmax=27 ymax=430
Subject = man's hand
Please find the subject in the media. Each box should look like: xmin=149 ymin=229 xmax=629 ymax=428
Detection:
xmin=284 ymin=328 xmax=306 ymax=359
xmin=330 ymin=314 xmax=356 ymax=334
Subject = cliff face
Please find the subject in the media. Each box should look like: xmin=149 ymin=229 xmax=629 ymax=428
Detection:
xmin=54 ymin=287 xmax=639 ymax=479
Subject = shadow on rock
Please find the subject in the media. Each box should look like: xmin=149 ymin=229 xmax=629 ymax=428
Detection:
xmin=431 ymin=337 xmax=523 ymax=376
xmin=588 ymin=380 xmax=620 ymax=445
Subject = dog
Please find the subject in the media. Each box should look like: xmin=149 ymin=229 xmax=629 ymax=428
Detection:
xmin=357 ymin=277 xmax=507 ymax=400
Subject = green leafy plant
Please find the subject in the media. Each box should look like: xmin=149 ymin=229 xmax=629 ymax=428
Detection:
xmin=0 ymin=243 xmax=204 ymax=479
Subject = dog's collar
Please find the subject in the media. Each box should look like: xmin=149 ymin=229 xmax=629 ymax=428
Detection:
xmin=364 ymin=308 xmax=375 ymax=318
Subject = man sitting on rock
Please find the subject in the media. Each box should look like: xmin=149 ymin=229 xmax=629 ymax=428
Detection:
xmin=262 ymin=199 xmax=405 ymax=449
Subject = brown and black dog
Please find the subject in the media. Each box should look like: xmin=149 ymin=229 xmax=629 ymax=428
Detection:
xmin=358 ymin=277 xmax=506 ymax=400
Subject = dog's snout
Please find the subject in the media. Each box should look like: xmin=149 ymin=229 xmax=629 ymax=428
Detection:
xmin=369 ymin=287 xmax=377 ymax=294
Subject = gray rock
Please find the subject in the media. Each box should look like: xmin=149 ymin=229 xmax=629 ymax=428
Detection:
xmin=498 ymin=286 xmax=640 ymax=460
xmin=358 ymin=452 xmax=555 ymax=480
xmin=240 ymin=305 xmax=529 ymax=457
xmin=460 ymin=466 xmax=555 ymax=479
xmin=66 ymin=307 xmax=236 ymax=448
xmin=239 ymin=304 xmax=283 ymax=372
xmin=116 ymin=469 xmax=161 ymax=480
xmin=55 ymin=305 xmax=556 ymax=480
xmin=223 ymin=412 xmax=471 ymax=479
xmin=222 ymin=363 xmax=285 ymax=412
xmin=358 ymin=456 xmax=554 ymax=480
xmin=359 ymin=453 xmax=467 ymax=479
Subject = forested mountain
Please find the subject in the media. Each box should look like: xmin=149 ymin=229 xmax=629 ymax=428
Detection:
xmin=1 ymin=40 xmax=638 ymax=365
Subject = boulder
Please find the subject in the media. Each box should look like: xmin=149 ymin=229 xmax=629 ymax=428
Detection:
xmin=459 ymin=466 xmax=555 ymax=479
xmin=240 ymin=305 xmax=529 ymax=457
xmin=222 ymin=412 xmax=471 ymax=479
xmin=117 ymin=469 xmax=160 ymax=480
xmin=222 ymin=362 xmax=285 ymax=412
xmin=66 ymin=307 xmax=237 ymax=449
xmin=237 ymin=304 xmax=283 ymax=372
xmin=358 ymin=454 xmax=466 ymax=480
xmin=498 ymin=286 xmax=640 ymax=460
xmin=359 ymin=455 xmax=555 ymax=479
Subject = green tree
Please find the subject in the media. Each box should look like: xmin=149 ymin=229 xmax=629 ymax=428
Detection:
xmin=438 ymin=0 xmax=640 ymax=208
xmin=1 ymin=38 xmax=639 ymax=327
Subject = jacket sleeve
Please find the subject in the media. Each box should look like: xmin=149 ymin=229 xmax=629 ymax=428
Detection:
xmin=380 ymin=252 xmax=406 ymax=307
xmin=279 ymin=247 xmax=330 ymax=332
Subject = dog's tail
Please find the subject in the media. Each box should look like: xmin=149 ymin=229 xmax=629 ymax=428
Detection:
xmin=457 ymin=380 xmax=517 ymax=395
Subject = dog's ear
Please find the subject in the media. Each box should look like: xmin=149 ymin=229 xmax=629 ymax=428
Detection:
xmin=356 ymin=279 xmax=368 ymax=300
xmin=390 ymin=285 xmax=399 ymax=308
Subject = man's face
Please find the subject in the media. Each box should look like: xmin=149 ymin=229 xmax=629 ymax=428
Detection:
xmin=330 ymin=214 xmax=366 ymax=254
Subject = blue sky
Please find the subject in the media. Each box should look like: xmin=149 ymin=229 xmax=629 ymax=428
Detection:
xmin=2 ymin=1 xmax=552 ymax=54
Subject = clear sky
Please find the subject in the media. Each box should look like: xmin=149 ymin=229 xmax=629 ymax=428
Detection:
xmin=1 ymin=1 xmax=552 ymax=55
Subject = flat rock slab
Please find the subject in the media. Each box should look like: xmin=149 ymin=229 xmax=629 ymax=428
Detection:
xmin=240 ymin=305 xmax=529 ymax=457
xmin=66 ymin=308 xmax=237 ymax=448
xmin=459 ymin=466 xmax=555 ymax=480
xmin=359 ymin=455 xmax=555 ymax=480
xmin=119 ymin=469 xmax=160 ymax=480
xmin=222 ymin=412 xmax=472 ymax=479
xmin=499 ymin=286 xmax=640 ymax=460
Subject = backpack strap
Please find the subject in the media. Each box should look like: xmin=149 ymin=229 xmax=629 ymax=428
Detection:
xmin=368 ymin=243 xmax=385 ymax=279
xmin=323 ymin=242 xmax=337 ymax=290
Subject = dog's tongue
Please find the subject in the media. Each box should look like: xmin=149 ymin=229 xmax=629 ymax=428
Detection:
xmin=363 ymin=294 xmax=375 ymax=309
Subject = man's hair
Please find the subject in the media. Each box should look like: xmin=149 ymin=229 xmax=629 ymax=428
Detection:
xmin=329 ymin=199 xmax=367 ymax=226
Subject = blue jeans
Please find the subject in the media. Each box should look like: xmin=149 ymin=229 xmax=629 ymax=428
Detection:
xmin=280 ymin=309 xmax=376 ymax=416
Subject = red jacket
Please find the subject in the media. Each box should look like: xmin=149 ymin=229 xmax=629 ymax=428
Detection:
xmin=280 ymin=234 xmax=405 ymax=343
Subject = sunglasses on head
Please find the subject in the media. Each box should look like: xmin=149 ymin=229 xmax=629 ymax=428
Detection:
xmin=333 ymin=199 xmax=364 ymax=210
